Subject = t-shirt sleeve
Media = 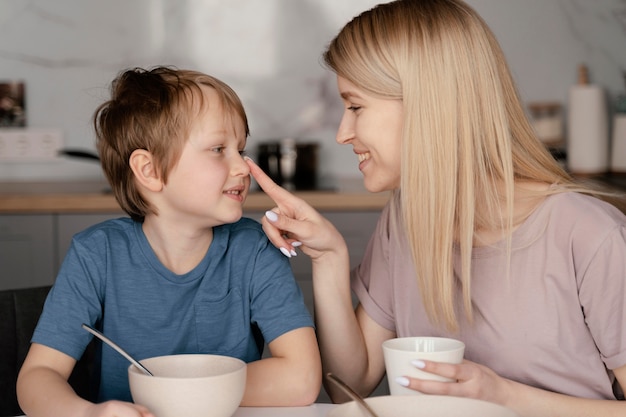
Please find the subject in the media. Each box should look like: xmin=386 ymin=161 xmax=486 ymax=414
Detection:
xmin=578 ymin=223 xmax=626 ymax=371
xmin=248 ymin=236 xmax=314 ymax=344
xmin=31 ymin=237 xmax=104 ymax=360
xmin=351 ymin=203 xmax=396 ymax=332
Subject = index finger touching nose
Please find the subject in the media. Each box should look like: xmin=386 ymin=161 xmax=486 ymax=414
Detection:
xmin=244 ymin=156 xmax=291 ymax=201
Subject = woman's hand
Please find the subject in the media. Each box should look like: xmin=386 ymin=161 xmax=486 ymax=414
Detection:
xmin=400 ymin=360 xmax=626 ymax=417
xmin=245 ymin=157 xmax=346 ymax=260
xmin=397 ymin=359 xmax=513 ymax=406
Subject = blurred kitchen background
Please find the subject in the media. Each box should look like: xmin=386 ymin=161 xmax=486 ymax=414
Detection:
xmin=1 ymin=0 xmax=626 ymax=183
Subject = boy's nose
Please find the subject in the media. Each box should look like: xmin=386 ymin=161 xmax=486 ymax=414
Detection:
xmin=232 ymin=154 xmax=251 ymax=176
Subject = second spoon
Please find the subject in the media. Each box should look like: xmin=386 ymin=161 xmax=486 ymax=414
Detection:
xmin=326 ymin=372 xmax=381 ymax=417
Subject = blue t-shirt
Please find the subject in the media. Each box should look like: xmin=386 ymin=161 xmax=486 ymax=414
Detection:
xmin=32 ymin=217 xmax=313 ymax=402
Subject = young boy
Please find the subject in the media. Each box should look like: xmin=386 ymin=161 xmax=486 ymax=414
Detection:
xmin=16 ymin=66 xmax=321 ymax=417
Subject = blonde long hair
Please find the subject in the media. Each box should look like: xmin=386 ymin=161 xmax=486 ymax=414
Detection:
xmin=323 ymin=0 xmax=578 ymax=331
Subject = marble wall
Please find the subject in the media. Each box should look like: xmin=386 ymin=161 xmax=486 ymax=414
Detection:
xmin=1 ymin=0 xmax=625 ymax=182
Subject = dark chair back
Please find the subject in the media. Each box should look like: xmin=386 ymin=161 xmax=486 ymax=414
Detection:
xmin=0 ymin=286 xmax=95 ymax=417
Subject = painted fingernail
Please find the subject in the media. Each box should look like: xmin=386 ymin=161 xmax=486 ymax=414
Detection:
xmin=395 ymin=376 xmax=410 ymax=387
xmin=265 ymin=211 xmax=278 ymax=222
xmin=290 ymin=249 xmax=297 ymax=257
xmin=412 ymin=360 xmax=426 ymax=369
xmin=292 ymin=241 xmax=303 ymax=247
xmin=279 ymin=247 xmax=292 ymax=258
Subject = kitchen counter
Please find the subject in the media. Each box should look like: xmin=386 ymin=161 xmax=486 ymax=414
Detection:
xmin=1 ymin=174 xmax=624 ymax=214
xmin=0 ymin=180 xmax=390 ymax=213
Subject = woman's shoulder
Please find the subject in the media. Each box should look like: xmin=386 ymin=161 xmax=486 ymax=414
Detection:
xmin=545 ymin=191 xmax=625 ymax=224
xmin=536 ymin=192 xmax=625 ymax=250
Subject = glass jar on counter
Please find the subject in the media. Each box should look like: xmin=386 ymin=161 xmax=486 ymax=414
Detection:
xmin=527 ymin=101 xmax=564 ymax=147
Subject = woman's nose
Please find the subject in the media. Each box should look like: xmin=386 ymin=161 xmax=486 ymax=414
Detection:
xmin=336 ymin=114 xmax=354 ymax=145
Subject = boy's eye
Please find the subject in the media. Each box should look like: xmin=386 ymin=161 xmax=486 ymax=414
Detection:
xmin=211 ymin=146 xmax=225 ymax=153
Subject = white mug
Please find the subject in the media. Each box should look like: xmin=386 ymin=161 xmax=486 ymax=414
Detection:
xmin=382 ymin=337 xmax=465 ymax=396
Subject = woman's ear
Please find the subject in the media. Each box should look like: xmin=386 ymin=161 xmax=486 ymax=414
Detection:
xmin=129 ymin=149 xmax=163 ymax=192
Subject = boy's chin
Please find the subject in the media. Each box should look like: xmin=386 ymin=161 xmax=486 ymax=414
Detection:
xmin=221 ymin=212 xmax=243 ymax=225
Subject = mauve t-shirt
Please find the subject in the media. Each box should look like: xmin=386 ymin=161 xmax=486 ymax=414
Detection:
xmin=352 ymin=191 xmax=626 ymax=399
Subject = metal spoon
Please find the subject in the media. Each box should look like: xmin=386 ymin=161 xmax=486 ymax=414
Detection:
xmin=81 ymin=323 xmax=153 ymax=376
xmin=326 ymin=373 xmax=381 ymax=417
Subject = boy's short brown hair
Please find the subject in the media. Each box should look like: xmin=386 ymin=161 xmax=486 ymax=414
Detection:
xmin=94 ymin=66 xmax=249 ymax=221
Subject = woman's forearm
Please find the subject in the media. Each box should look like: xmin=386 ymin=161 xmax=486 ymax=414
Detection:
xmin=310 ymin=247 xmax=373 ymax=400
xmin=505 ymin=378 xmax=626 ymax=417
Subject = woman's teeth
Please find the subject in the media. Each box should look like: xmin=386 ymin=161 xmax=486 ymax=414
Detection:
xmin=358 ymin=152 xmax=371 ymax=163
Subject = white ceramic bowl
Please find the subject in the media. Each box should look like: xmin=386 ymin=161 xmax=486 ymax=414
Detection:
xmin=327 ymin=395 xmax=520 ymax=417
xmin=128 ymin=354 xmax=246 ymax=417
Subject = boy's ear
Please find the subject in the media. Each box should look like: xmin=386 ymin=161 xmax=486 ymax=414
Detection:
xmin=129 ymin=149 xmax=163 ymax=192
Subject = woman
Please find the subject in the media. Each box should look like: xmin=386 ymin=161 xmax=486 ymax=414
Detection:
xmin=246 ymin=0 xmax=626 ymax=415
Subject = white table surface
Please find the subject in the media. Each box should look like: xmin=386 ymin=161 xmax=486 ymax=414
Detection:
xmin=15 ymin=404 xmax=337 ymax=417
xmin=233 ymin=403 xmax=336 ymax=416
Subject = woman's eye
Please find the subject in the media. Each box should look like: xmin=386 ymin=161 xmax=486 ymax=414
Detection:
xmin=347 ymin=105 xmax=361 ymax=112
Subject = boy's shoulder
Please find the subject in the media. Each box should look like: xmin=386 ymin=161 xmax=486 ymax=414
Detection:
xmin=223 ymin=216 xmax=263 ymax=233
xmin=73 ymin=216 xmax=135 ymax=242
xmin=224 ymin=217 xmax=263 ymax=231
xmin=218 ymin=217 xmax=269 ymax=245
xmin=79 ymin=215 xmax=133 ymax=231
xmin=214 ymin=218 xmax=289 ymax=263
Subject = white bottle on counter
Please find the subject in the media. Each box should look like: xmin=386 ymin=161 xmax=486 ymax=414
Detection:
xmin=567 ymin=65 xmax=609 ymax=175
xmin=612 ymin=115 xmax=626 ymax=172
xmin=610 ymin=74 xmax=626 ymax=173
